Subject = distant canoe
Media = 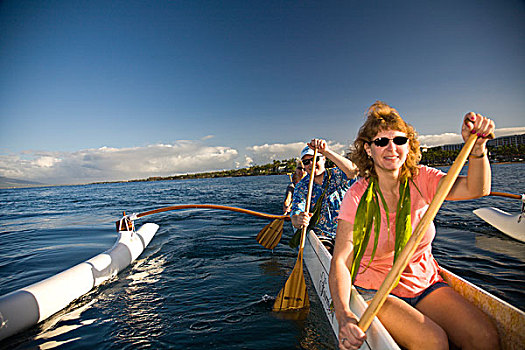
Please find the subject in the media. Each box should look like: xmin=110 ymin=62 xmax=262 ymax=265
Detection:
xmin=0 ymin=223 xmax=159 ymax=341
xmin=474 ymin=207 xmax=525 ymax=243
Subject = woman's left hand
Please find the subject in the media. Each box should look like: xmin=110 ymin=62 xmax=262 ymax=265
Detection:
xmin=461 ymin=112 xmax=495 ymax=146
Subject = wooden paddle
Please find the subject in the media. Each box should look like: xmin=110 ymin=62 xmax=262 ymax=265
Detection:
xmin=273 ymin=148 xmax=318 ymax=312
xmin=256 ymin=170 xmax=305 ymax=249
xmin=256 ymin=219 xmax=284 ymax=249
xmin=357 ymin=133 xmax=480 ymax=331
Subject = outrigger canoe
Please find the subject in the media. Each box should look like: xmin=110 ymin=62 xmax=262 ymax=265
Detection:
xmin=303 ymin=230 xmax=525 ymax=350
xmin=0 ymin=222 xmax=159 ymax=341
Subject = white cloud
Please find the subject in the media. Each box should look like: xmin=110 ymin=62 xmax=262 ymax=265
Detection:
xmin=418 ymin=126 xmax=525 ymax=147
xmin=246 ymin=142 xmax=304 ymax=164
xmin=2 ymin=127 xmax=523 ymax=185
xmin=495 ymin=127 xmax=525 ymax=138
xmin=246 ymin=140 xmax=349 ymax=164
xmin=0 ymin=141 xmax=238 ymax=185
xmin=418 ymin=133 xmax=463 ymax=148
xmin=243 ymin=156 xmax=254 ymax=168
xmin=34 ymin=156 xmax=62 ymax=168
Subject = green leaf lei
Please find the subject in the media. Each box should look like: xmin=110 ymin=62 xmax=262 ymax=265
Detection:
xmin=350 ymin=177 xmax=412 ymax=282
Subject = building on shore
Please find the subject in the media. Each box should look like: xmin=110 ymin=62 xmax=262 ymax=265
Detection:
xmin=420 ymin=133 xmax=524 ymax=165
xmin=487 ymin=133 xmax=525 ymax=148
xmin=438 ymin=133 xmax=525 ymax=151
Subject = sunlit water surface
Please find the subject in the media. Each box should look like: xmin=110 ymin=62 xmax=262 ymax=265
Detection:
xmin=0 ymin=163 xmax=524 ymax=349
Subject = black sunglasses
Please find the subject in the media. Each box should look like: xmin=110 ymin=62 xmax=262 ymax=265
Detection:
xmin=302 ymin=156 xmax=322 ymax=166
xmin=369 ymin=136 xmax=409 ymax=147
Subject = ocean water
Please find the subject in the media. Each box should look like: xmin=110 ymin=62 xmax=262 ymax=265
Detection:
xmin=0 ymin=163 xmax=524 ymax=349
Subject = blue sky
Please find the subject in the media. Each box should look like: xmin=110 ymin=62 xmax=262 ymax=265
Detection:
xmin=1 ymin=0 xmax=524 ymax=184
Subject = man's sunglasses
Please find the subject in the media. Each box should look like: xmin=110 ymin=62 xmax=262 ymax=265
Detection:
xmin=369 ymin=136 xmax=409 ymax=147
xmin=302 ymin=157 xmax=322 ymax=166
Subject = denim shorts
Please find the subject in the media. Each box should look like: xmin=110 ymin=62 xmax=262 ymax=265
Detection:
xmin=355 ymin=281 xmax=448 ymax=307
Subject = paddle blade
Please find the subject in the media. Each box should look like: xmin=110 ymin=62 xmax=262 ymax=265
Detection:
xmin=272 ymin=252 xmax=309 ymax=311
xmin=256 ymin=219 xmax=283 ymax=249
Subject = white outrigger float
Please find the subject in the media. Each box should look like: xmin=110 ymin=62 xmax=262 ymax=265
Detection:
xmin=0 ymin=218 xmax=159 ymax=341
xmin=474 ymin=207 xmax=525 ymax=243
xmin=474 ymin=192 xmax=525 ymax=243
xmin=303 ymin=230 xmax=525 ymax=350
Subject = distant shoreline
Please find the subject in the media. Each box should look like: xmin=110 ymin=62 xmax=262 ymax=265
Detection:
xmin=1 ymin=160 xmax=523 ymax=190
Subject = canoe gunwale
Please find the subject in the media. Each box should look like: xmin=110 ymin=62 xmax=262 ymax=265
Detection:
xmin=440 ymin=267 xmax=525 ymax=349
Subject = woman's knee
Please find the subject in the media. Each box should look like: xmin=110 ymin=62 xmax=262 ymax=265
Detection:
xmin=423 ymin=326 xmax=448 ymax=350
xmin=402 ymin=324 xmax=448 ymax=350
xmin=458 ymin=320 xmax=500 ymax=350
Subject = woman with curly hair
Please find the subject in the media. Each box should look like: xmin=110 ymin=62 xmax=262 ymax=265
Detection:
xmin=329 ymin=101 xmax=499 ymax=350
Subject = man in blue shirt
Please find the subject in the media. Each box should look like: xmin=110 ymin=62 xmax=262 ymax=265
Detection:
xmin=290 ymin=139 xmax=358 ymax=241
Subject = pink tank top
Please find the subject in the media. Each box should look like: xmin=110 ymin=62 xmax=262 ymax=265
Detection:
xmin=338 ymin=166 xmax=446 ymax=297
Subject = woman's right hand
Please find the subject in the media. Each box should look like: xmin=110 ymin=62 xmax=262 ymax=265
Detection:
xmin=338 ymin=313 xmax=367 ymax=350
xmin=308 ymin=138 xmax=329 ymax=155
xmin=461 ymin=112 xmax=495 ymax=146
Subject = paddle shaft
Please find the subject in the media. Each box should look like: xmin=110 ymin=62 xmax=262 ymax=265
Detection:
xmin=357 ymin=133 xmax=479 ymax=331
xmin=489 ymin=192 xmax=522 ymax=200
xmin=300 ymin=148 xmax=319 ymax=249
xmin=137 ymin=204 xmax=290 ymax=221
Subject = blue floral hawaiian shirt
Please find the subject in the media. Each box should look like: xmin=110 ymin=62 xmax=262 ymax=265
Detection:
xmin=290 ymin=167 xmax=355 ymax=238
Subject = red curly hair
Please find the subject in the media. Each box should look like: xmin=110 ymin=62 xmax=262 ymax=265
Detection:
xmin=351 ymin=101 xmax=421 ymax=180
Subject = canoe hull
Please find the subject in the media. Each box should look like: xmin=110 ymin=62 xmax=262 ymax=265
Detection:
xmin=0 ymin=223 xmax=159 ymax=341
xmin=303 ymin=230 xmax=400 ymax=350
